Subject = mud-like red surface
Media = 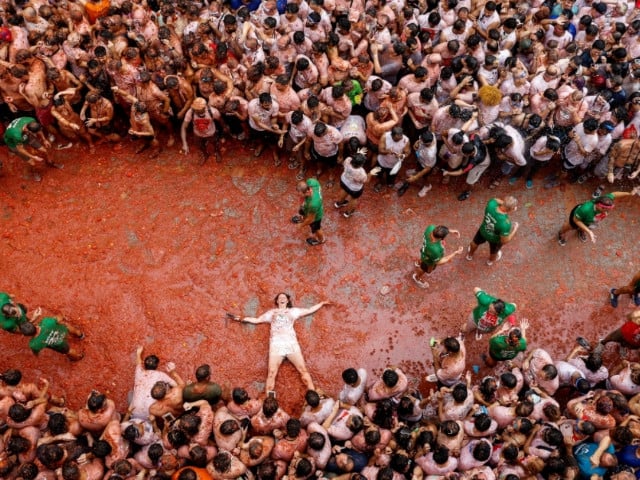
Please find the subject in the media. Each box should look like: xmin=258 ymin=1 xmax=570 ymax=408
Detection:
xmin=2 ymin=138 xmax=639 ymax=414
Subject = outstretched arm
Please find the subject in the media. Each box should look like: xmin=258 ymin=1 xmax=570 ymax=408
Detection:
xmin=291 ymin=301 xmax=330 ymax=318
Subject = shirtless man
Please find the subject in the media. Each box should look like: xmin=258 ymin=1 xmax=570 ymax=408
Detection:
xmin=51 ymin=89 xmax=94 ymax=152
xmin=227 ymin=387 xmax=262 ymax=420
xmin=78 ymin=390 xmax=120 ymax=434
xmin=429 ymin=335 xmax=467 ymax=386
xmin=112 ymin=87 xmax=159 ymax=157
xmin=80 ymin=92 xmax=120 ymax=145
xmin=164 ymin=75 xmax=195 ymax=120
xmin=0 ymin=65 xmax=33 ymax=113
xmin=365 ymin=106 xmax=398 ymax=166
xmin=134 ymin=71 xmax=175 ymax=147
xmin=182 ymin=399 xmax=216 ymax=447
xmin=250 ymin=396 xmax=290 ymax=435
xmin=213 ymin=406 xmax=244 ymax=452
xmin=149 ymin=365 xmax=186 ymax=420
xmin=367 ymin=367 xmax=408 ymax=401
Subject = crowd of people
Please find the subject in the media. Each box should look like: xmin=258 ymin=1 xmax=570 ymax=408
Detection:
xmin=6 ymin=281 xmax=640 ymax=480
xmin=1 ymin=0 xmax=640 ymax=193
xmin=4 ymin=0 xmax=640 ymax=477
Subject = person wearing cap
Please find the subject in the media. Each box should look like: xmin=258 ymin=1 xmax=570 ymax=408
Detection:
xmin=557 ymin=188 xmax=640 ymax=245
xmin=180 ymin=97 xmax=221 ymax=163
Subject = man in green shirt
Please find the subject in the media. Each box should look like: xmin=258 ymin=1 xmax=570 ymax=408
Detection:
xmin=484 ymin=319 xmax=529 ymax=367
xmin=466 ymin=287 xmax=517 ymax=339
xmin=467 ymin=196 xmax=519 ymax=266
xmin=292 ymin=178 xmax=325 ymax=246
xmin=0 ymin=292 xmax=32 ymax=335
xmin=558 ymin=189 xmax=640 ymax=246
xmin=28 ymin=315 xmax=85 ymax=361
xmin=412 ymin=225 xmax=464 ymax=288
xmin=3 ymin=117 xmax=56 ymax=181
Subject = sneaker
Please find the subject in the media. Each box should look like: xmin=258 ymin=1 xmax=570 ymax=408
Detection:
xmin=374 ymin=183 xmax=383 ymax=193
xmin=634 ymin=293 xmax=640 ymax=307
xmin=418 ymin=184 xmax=432 ymax=197
xmin=610 ymin=288 xmax=619 ymax=308
xmin=306 ymin=237 xmax=325 ymax=246
xmin=466 ymin=245 xmax=473 ymax=261
xmin=577 ymin=174 xmax=589 ymax=184
xmin=558 ymin=233 xmax=566 ymax=246
xmin=576 ymin=336 xmax=592 ymax=350
xmin=334 ymin=200 xmax=348 ymax=208
xmin=509 ymin=176 xmax=520 ymax=185
xmin=526 ymin=179 xmax=533 ymax=189
xmin=426 ymin=374 xmax=438 ymax=383
xmin=397 ymin=181 xmax=410 ymax=197
xmin=592 ymin=185 xmax=604 ymax=199
xmin=578 ymin=230 xmax=588 ymax=243
xmin=342 ymin=210 xmax=355 ymax=218
xmin=486 ymin=250 xmax=502 ymax=266
xmin=414 ymin=261 xmax=422 ymax=268
xmin=412 ymin=273 xmax=428 ymax=288
xmin=458 ymin=190 xmax=471 ymax=201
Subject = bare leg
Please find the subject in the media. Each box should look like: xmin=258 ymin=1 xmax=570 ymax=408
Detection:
xmin=315 ymin=228 xmax=325 ymax=244
xmin=286 ymin=350 xmax=315 ymax=391
xmin=467 ymin=241 xmax=479 ymax=258
xmin=266 ymin=353 xmax=286 ymax=392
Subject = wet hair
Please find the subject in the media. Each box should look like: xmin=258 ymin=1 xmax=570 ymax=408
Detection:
xmin=348 ymin=414 xmax=364 ymax=433
xmin=190 ymin=445 xmax=208 ymax=468
xmin=583 ymin=118 xmax=599 ymax=133
xmin=61 ymin=460 xmax=80 ymax=480
xmin=390 ymin=453 xmax=410 ymax=473
xmin=148 ymin=443 xmax=164 ymax=464
xmin=542 ymin=364 xmax=558 ymax=380
xmin=123 ymin=424 xmax=140 ymax=442
xmin=542 ymin=427 xmax=564 ymax=447
xmin=258 ymin=460 xmax=277 ymax=480
xmin=113 ymin=460 xmax=133 ymax=476
xmin=382 ymin=369 xmax=399 ymax=387
xmin=144 ymin=355 xmax=159 ymax=370
xmin=178 ymin=469 xmax=198 ymax=480
xmin=595 ymin=396 xmax=613 ymax=415
xmin=259 ymin=92 xmax=272 ymax=105
xmin=441 ymin=419 xmax=460 ymax=436
xmin=502 ymin=443 xmax=519 ymax=462
xmin=462 ymin=142 xmax=475 ymax=155
xmin=305 ymin=390 xmax=320 ymax=407
xmin=232 ymin=387 xmax=249 ymax=404
xmin=394 ymin=426 xmax=412 ymax=450
xmin=18 ymin=463 xmax=38 ymax=480
xmin=443 ymin=336 xmax=460 ymax=352
xmin=7 ymin=436 xmax=30 ymax=454
xmin=364 ymin=427 xmax=381 ymax=446
xmin=36 ymin=444 xmax=64 ymax=469
xmin=377 ymin=467 xmax=394 ymax=480
xmin=515 ymin=401 xmax=534 ymax=418
xmin=452 ymin=383 xmax=468 ymax=402
xmin=433 ymin=446 xmax=449 ymax=464
xmin=92 ymin=440 xmax=112 ymax=458
xmin=308 ymin=431 xmax=326 ymax=450
xmin=151 ymin=381 xmax=168 ymax=400
xmin=611 ymin=425 xmax=633 ymax=446
xmin=576 ymin=377 xmax=590 ymax=393
xmin=167 ymin=428 xmax=188 ymax=447
xmin=48 ymin=412 xmax=68 ymax=435
xmin=195 ymin=364 xmax=210 ymax=381
xmin=296 ymin=57 xmax=309 ymax=71
xmin=220 ymin=419 xmax=240 ymax=435
xmin=262 ymin=396 xmax=279 ymax=417
xmin=451 ymin=131 xmax=465 ymax=145
xmin=286 ymin=418 xmax=301 ymax=438
xmin=314 ymin=122 xmax=327 ymax=136
xmin=351 ymin=153 xmax=366 ymax=169
xmin=500 ymin=372 xmax=517 ymax=388
xmin=474 ymin=413 xmax=492 ymax=432
xmin=1 ymin=369 xmax=22 ymax=385
xmin=295 ymin=458 xmax=313 ymax=477
xmin=213 ymin=452 xmax=232 ymax=472
xmin=542 ymin=403 xmax=561 ymax=421
xmin=472 ymin=440 xmax=491 ymax=461
xmin=9 ymin=404 xmax=30 ymax=422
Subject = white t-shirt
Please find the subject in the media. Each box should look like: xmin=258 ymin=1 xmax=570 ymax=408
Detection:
xmin=340 ymin=157 xmax=368 ymax=192
xmin=564 ymin=123 xmax=599 ymax=166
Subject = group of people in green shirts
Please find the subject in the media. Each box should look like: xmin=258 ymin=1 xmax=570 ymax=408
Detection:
xmin=0 ymin=292 xmax=84 ymax=361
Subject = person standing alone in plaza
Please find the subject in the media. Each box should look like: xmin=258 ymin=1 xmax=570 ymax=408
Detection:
xmin=412 ymin=225 xmax=464 ymax=289
xmin=292 ymin=179 xmax=325 ymax=246
xmin=466 ymin=196 xmax=520 ymax=266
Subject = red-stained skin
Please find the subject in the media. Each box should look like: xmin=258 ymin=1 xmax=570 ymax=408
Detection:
xmin=1 ymin=138 xmax=639 ymax=415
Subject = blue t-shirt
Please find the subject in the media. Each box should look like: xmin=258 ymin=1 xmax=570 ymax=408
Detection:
xmin=574 ymin=442 xmax=614 ymax=479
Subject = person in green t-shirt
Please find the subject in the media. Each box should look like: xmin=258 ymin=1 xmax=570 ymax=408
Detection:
xmin=28 ymin=315 xmax=85 ymax=361
xmin=412 ymin=225 xmax=464 ymax=288
xmin=0 ymin=292 xmax=33 ymax=335
xmin=292 ymin=178 xmax=325 ymax=246
xmin=558 ymin=188 xmax=640 ymax=246
xmin=3 ymin=117 xmax=55 ymax=181
xmin=467 ymin=196 xmax=520 ymax=266
xmin=466 ymin=287 xmax=517 ymax=339
xmin=484 ymin=319 xmax=529 ymax=367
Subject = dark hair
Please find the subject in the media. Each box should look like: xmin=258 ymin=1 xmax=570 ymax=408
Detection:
xmin=443 ymin=336 xmax=459 ymax=352
xmin=232 ymin=387 xmax=249 ymax=404
xmin=500 ymin=372 xmax=517 ymax=388
xmin=220 ymin=419 xmax=240 ymax=435
xmin=9 ymin=403 xmax=30 ymax=422
xmin=305 ymin=390 xmax=320 ymax=407
xmin=286 ymin=418 xmax=301 ymax=438
xmin=382 ymin=369 xmax=399 ymax=387
xmin=195 ymin=364 xmax=210 ymax=381
xmin=144 ymin=355 xmax=159 ymax=370
xmin=308 ymin=431 xmax=326 ymax=450
xmin=92 ymin=439 xmax=112 ymax=458
xmin=474 ymin=413 xmax=492 ymax=432
xmin=472 ymin=440 xmax=491 ymax=461
xmin=452 ymin=383 xmax=468 ymax=402
xmin=433 ymin=446 xmax=449 ymax=464
xmin=262 ymin=396 xmax=279 ymax=417
xmin=148 ymin=443 xmax=164 ymax=463
xmin=1 ymin=368 xmax=22 ymax=385
xmin=48 ymin=412 xmax=68 ymax=435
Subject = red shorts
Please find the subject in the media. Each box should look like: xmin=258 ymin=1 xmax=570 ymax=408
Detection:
xmin=36 ymin=103 xmax=54 ymax=127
